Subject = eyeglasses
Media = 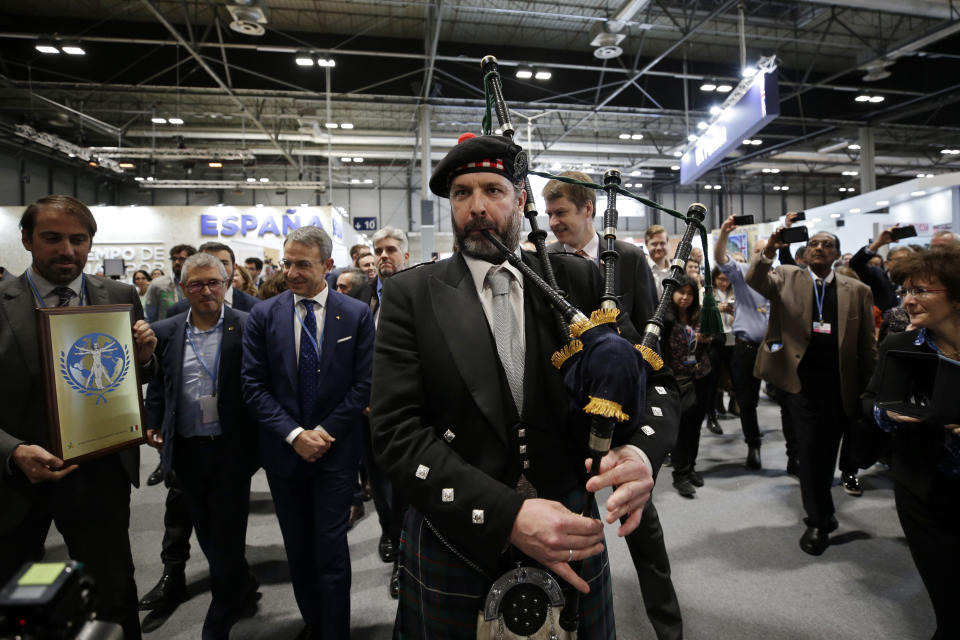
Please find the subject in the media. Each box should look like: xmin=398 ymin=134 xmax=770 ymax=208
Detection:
xmin=281 ymin=259 xmax=317 ymax=270
xmin=897 ymin=287 xmax=948 ymax=298
xmin=807 ymin=240 xmax=836 ymax=249
xmin=171 ymin=255 xmax=188 ymax=263
xmin=184 ymin=279 xmax=225 ymax=294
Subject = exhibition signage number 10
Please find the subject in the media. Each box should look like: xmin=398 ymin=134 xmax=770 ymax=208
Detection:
xmin=353 ymin=217 xmax=378 ymax=231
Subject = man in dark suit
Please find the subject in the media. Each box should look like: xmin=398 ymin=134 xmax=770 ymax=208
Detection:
xmin=371 ymin=136 xmax=679 ymax=638
xmin=0 ymin=195 xmax=157 ymax=640
xmin=747 ymin=230 xmax=877 ymax=555
xmin=144 ymin=252 xmax=260 ymax=639
xmin=140 ymin=241 xmax=260 ymax=612
xmin=544 ymin=171 xmax=683 ymax=640
xmin=242 ymin=225 xmax=374 ymax=640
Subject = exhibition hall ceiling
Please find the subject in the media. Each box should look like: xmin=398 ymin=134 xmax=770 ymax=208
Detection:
xmin=1 ymin=0 xmax=959 ymax=195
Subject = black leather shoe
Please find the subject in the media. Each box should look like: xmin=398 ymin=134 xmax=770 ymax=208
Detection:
xmin=672 ymin=475 xmax=696 ymax=498
xmin=799 ymin=526 xmax=830 ymax=555
xmin=706 ymin=414 xmax=723 ymax=435
xmin=378 ymin=535 xmax=397 ymax=563
xmin=389 ymin=562 xmax=400 ymax=599
xmin=786 ymin=456 xmax=800 ymax=477
xmin=745 ymin=446 xmax=762 ymax=470
xmin=842 ymin=473 xmax=863 ymax=496
xmin=688 ymin=469 xmax=704 ymax=487
xmin=138 ymin=569 xmax=186 ymax=610
xmin=146 ymin=460 xmax=164 ymax=487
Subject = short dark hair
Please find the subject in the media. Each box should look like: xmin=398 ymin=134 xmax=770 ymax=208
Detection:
xmin=811 ymin=231 xmax=841 ymax=253
xmin=199 ymin=241 xmax=235 ymax=266
xmin=133 ymin=269 xmax=152 ymax=282
xmin=244 ymin=257 xmax=263 ymax=270
xmin=20 ymin=195 xmax=97 ymax=238
xmin=170 ymin=244 xmax=197 ymax=259
xmin=890 ymin=245 xmax=960 ymax=304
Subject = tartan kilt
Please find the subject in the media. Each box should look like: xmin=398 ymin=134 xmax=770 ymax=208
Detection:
xmin=393 ymin=491 xmax=616 ymax=640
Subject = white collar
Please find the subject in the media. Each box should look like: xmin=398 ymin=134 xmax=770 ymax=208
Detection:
xmin=223 ymin=286 xmax=234 ymax=307
xmin=463 ymin=251 xmax=525 ymax=296
xmin=293 ymin=284 xmax=329 ymax=309
xmin=807 ymin=266 xmax=835 ymax=285
xmin=562 ymin=232 xmax=600 ymax=261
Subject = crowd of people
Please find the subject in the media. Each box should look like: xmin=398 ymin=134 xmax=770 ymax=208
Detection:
xmin=0 ymin=140 xmax=958 ymax=640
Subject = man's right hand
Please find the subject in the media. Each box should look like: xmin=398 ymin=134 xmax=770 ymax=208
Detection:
xmin=11 ymin=444 xmax=77 ymax=484
xmin=764 ymin=227 xmax=787 ymax=259
xmin=292 ymin=428 xmax=336 ymax=462
xmin=145 ymin=429 xmax=163 ymax=449
xmin=508 ymin=498 xmax=605 ymax=594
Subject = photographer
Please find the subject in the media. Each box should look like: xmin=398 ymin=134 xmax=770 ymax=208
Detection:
xmin=747 ymin=228 xmax=876 ymax=555
xmin=864 ymin=245 xmax=960 ymax=639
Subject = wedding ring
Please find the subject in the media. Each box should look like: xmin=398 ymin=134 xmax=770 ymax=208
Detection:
xmin=568 ymin=549 xmax=574 ymax=562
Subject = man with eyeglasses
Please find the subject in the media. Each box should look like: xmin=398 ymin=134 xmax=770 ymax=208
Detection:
xmin=748 ymin=229 xmax=877 ymax=556
xmin=140 ymin=242 xmax=261 ymax=612
xmin=144 ymin=252 xmax=260 ymax=639
xmin=242 ymin=226 xmax=373 ymax=640
xmin=145 ymin=244 xmax=197 ymax=322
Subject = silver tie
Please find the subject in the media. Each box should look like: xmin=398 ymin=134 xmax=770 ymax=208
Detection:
xmin=486 ymin=268 xmax=524 ymax=414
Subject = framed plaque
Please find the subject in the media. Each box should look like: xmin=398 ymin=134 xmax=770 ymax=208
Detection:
xmin=36 ymin=305 xmax=146 ymax=464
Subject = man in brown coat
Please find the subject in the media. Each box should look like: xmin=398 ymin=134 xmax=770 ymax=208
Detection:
xmin=747 ymin=229 xmax=876 ymax=555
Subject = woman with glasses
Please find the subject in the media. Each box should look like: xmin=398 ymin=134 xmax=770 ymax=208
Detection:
xmin=865 ymin=245 xmax=960 ymax=640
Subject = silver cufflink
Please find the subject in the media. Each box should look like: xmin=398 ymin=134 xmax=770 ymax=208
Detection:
xmin=654 ymin=386 xmax=666 ymax=395
xmin=523 ymin=460 xmax=530 ymax=469
xmin=472 ymin=509 xmax=485 ymax=524
xmin=641 ymin=425 xmax=655 ymax=436
xmin=443 ymin=429 xmax=455 ymax=442
xmin=651 ymin=406 xmax=663 ymax=417
xmin=415 ymin=464 xmax=430 ymax=480
xmin=519 ymin=444 xmax=527 ymax=454
xmin=442 ymin=488 xmax=454 ymax=502
xmin=517 ymin=428 xmax=526 ymax=438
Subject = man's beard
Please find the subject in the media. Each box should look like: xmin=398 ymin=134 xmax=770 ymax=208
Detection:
xmin=36 ymin=257 xmax=84 ymax=285
xmin=453 ymin=213 xmax=522 ymax=263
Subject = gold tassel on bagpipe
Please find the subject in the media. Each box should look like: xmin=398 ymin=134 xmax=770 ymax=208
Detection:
xmin=636 ymin=344 xmax=664 ymax=371
xmin=582 ymin=396 xmax=630 ymax=422
xmin=569 ymin=308 xmax=620 ymax=339
xmin=551 ymin=340 xmax=583 ymax=370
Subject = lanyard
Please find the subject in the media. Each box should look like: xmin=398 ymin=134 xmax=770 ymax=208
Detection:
xmin=296 ymin=300 xmax=322 ymax=360
xmin=809 ymin=271 xmax=828 ymax=323
xmin=26 ymin=271 xmax=86 ymax=308
xmin=683 ymin=324 xmax=697 ymax=353
xmin=185 ymin=325 xmax=223 ymax=395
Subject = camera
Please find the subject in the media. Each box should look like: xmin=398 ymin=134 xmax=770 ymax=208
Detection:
xmin=0 ymin=562 xmax=122 ymax=640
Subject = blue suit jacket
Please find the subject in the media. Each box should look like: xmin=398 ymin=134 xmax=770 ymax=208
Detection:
xmin=167 ymin=287 xmax=259 ymax=317
xmin=144 ymin=306 xmax=258 ymax=478
xmin=241 ymin=288 xmax=374 ymax=477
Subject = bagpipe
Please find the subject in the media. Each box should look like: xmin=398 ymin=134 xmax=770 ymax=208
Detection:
xmin=475 ymin=55 xmax=723 ymax=639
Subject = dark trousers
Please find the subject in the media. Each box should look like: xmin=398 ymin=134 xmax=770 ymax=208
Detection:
xmin=267 ymin=463 xmax=353 ymax=638
xmin=173 ymin=436 xmax=253 ymax=640
xmin=671 ymin=375 xmax=713 ymax=475
xmin=159 ymin=478 xmax=192 ymax=572
xmin=730 ymin=340 xmax=763 ymax=447
xmin=894 ymin=478 xmax=960 ymax=640
xmin=0 ymin=456 xmax=140 ymax=640
xmin=361 ymin=414 xmax=394 ymax=537
xmin=780 ymin=392 xmax=846 ymax=529
xmin=623 ymin=501 xmax=683 ymax=640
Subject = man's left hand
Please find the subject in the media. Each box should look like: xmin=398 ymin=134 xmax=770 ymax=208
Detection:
xmin=133 ymin=320 xmax=157 ymax=365
xmin=585 ymin=446 xmax=654 ymax=538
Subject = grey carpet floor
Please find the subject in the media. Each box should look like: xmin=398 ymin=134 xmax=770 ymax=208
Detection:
xmin=43 ymin=394 xmax=934 ymax=639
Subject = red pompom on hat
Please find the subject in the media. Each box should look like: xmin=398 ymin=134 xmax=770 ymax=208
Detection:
xmin=457 ymin=132 xmax=477 ymax=144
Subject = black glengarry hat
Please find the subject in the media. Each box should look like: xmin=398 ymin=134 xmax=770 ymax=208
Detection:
xmin=428 ymin=134 xmax=528 ymax=197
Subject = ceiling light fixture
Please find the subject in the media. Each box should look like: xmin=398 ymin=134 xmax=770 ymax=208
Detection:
xmin=317 ymin=58 xmax=336 ymax=68
xmin=341 ymin=157 xmax=352 ymax=162
xmin=259 ymin=177 xmax=269 ymax=183
xmin=246 ymin=177 xmax=256 ymax=183
xmin=151 ymin=117 xmax=167 ymax=124
xmin=876 ymin=200 xmax=889 ymax=206
xmin=167 ymin=117 xmax=184 ymax=125
xmin=687 ymin=134 xmax=697 ymax=142
xmin=618 ymin=133 xmax=631 ymax=140
xmin=353 ymin=157 xmax=364 ymax=163
xmin=847 ymin=144 xmax=861 ymax=150
xmin=208 ymin=161 xmax=223 ymax=168
xmin=911 ymin=190 xmax=927 ymax=196
xmin=534 ymin=70 xmax=552 ymax=80
xmin=700 ymin=82 xmax=717 ymax=92
xmin=631 ymin=133 xmax=643 ymax=140
xmin=709 ymin=105 xmax=722 ymax=116
xmin=35 ymin=41 xmax=60 ymax=54
xmin=325 ymin=122 xmax=338 ymax=129
xmin=295 ymin=52 xmax=314 ymax=66
xmin=716 ymin=84 xmax=733 ymax=93
xmin=670 ymin=165 xmax=680 ymax=171
xmin=841 ymin=170 xmax=859 ymax=176
xmin=515 ymin=69 xmax=533 ymax=79
xmin=696 ymin=121 xmax=708 ymax=130
xmin=340 ymin=123 xmax=354 ymax=129
xmin=61 ymin=43 xmax=85 ymax=55
xmin=849 ymin=208 xmax=861 ymax=213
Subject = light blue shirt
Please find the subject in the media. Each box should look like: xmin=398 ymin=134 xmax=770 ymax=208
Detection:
xmin=176 ymin=307 xmax=224 ymax=437
xmin=718 ymin=260 xmax=770 ymax=344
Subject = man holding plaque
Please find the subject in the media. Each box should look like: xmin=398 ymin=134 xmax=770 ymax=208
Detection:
xmin=0 ymin=195 xmax=157 ymax=639
xmin=144 ymin=252 xmax=260 ymax=640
